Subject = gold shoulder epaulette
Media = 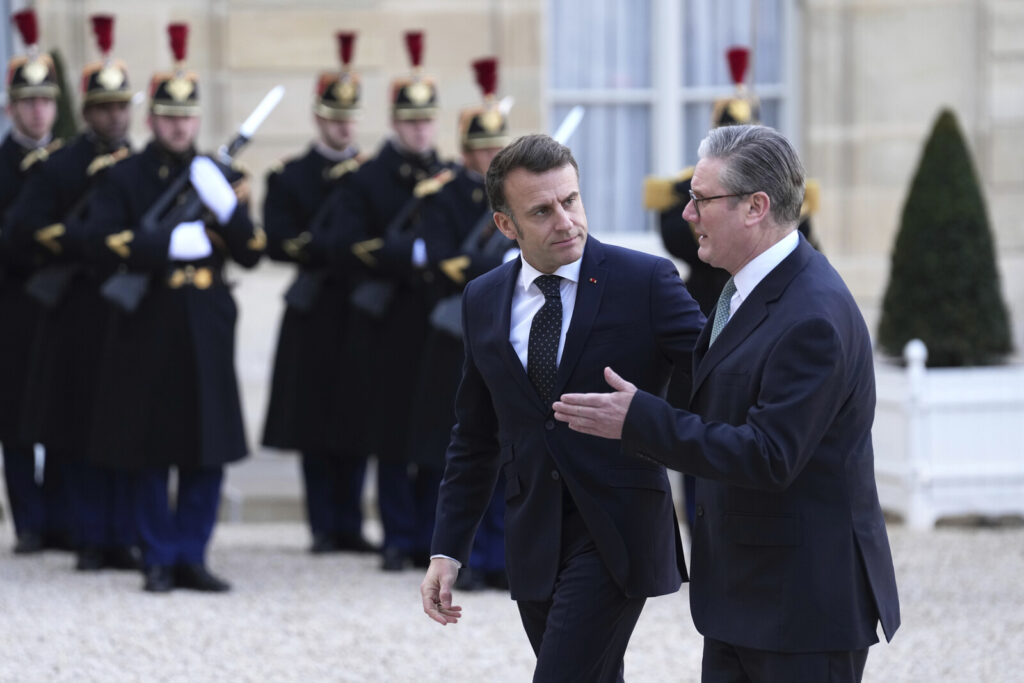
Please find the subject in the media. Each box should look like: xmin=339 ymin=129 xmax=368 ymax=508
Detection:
xmin=35 ymin=223 xmax=66 ymax=254
xmin=327 ymin=157 xmax=362 ymax=180
xmin=87 ymin=147 xmax=131 ymax=177
xmin=643 ymin=167 xmax=694 ymax=212
xmin=800 ymin=178 xmax=820 ymax=220
xmin=20 ymin=139 xmax=64 ymax=172
xmin=413 ymin=168 xmax=456 ymax=198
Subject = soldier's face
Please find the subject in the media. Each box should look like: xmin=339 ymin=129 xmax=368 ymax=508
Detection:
xmin=462 ymin=146 xmax=502 ymax=176
xmin=493 ymin=164 xmax=588 ymax=274
xmin=393 ymin=118 xmax=436 ymax=155
xmin=7 ymin=97 xmax=57 ymax=141
xmin=84 ymin=101 xmax=131 ymax=145
xmin=149 ymin=114 xmax=200 ymax=155
xmin=315 ymin=115 xmax=356 ymax=151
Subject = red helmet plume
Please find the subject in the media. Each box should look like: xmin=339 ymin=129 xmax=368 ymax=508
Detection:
xmin=168 ymin=23 xmax=189 ymax=63
xmin=12 ymin=9 xmax=39 ymax=47
xmin=91 ymin=15 xmax=114 ymax=55
xmin=726 ymin=46 xmax=749 ymax=87
xmin=472 ymin=57 xmax=498 ymax=98
xmin=404 ymin=31 xmax=423 ymax=68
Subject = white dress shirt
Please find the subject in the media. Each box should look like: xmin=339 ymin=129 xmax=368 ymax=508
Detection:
xmin=727 ymin=229 xmax=799 ymax=320
xmin=509 ymin=255 xmax=582 ymax=369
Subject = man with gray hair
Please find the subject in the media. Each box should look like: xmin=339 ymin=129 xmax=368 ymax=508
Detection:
xmin=555 ymin=125 xmax=900 ymax=682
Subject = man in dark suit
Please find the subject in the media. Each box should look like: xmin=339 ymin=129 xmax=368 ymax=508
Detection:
xmin=555 ymin=124 xmax=900 ymax=682
xmin=420 ymin=134 xmax=705 ymax=682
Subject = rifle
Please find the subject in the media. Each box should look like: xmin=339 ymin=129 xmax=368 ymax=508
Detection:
xmin=100 ymin=86 xmax=284 ymax=313
xmin=348 ymin=171 xmax=443 ymax=319
xmin=23 ymin=186 xmax=94 ymax=308
xmin=281 ymin=172 xmax=353 ymax=313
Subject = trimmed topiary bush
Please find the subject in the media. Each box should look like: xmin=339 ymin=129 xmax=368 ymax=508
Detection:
xmin=877 ymin=108 xmax=1013 ymax=367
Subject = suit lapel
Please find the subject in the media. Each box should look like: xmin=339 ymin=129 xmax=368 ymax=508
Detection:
xmin=553 ymin=238 xmax=607 ymax=400
xmin=691 ymin=236 xmax=814 ymax=396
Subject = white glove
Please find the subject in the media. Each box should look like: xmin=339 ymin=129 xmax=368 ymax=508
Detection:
xmin=168 ymin=220 xmax=213 ymax=260
xmin=190 ymin=156 xmax=238 ymax=225
xmin=412 ymin=238 xmax=428 ymax=267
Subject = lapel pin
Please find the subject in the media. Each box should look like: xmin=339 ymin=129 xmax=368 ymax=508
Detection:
xmin=589 ymin=277 xmax=597 ymax=284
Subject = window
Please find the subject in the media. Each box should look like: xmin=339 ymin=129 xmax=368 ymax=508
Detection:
xmin=546 ymin=0 xmax=796 ymax=234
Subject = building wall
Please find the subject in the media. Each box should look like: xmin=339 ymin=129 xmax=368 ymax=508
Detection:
xmin=802 ymin=0 xmax=1024 ymax=352
xmin=34 ymin=0 xmax=544 ymax=208
xmin=27 ymin=0 xmax=1024 ymax=355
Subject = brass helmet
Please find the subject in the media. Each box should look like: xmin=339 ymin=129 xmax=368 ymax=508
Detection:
xmin=314 ymin=32 xmax=360 ymax=121
xmin=458 ymin=57 xmax=509 ymax=151
xmin=81 ymin=15 xmax=132 ymax=106
xmin=6 ymin=9 xmax=59 ymax=101
xmin=710 ymin=46 xmax=760 ymax=128
xmin=149 ymin=23 xmax=200 ymax=116
xmin=390 ymin=31 xmax=438 ymax=120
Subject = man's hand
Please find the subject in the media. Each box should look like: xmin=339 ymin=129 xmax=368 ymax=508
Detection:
xmin=420 ymin=557 xmax=463 ymax=626
xmin=553 ymin=367 xmax=637 ymax=440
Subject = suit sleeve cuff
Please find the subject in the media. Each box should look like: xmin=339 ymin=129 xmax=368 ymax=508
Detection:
xmin=429 ymin=554 xmax=462 ymax=569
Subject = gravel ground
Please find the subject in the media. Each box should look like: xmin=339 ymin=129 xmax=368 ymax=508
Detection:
xmin=1 ymin=521 xmax=1022 ymax=682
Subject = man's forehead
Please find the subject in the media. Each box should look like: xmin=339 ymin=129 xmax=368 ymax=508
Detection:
xmin=508 ymin=165 xmax=579 ymax=200
xmin=691 ymin=157 xmax=724 ymax=192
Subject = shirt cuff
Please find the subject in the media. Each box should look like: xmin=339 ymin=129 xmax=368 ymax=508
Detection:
xmin=429 ymin=554 xmax=462 ymax=569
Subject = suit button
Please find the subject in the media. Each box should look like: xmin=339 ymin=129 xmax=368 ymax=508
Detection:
xmin=696 ymin=505 xmax=704 ymax=518
xmin=545 ymin=420 xmax=555 ymax=430
xmin=551 ymin=471 xmax=560 ymax=481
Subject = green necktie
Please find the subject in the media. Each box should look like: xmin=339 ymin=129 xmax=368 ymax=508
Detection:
xmin=709 ymin=277 xmax=737 ymax=346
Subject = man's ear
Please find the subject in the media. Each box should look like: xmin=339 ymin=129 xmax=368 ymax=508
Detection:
xmin=746 ymin=191 xmax=771 ymax=226
xmin=493 ymin=211 xmax=519 ymax=241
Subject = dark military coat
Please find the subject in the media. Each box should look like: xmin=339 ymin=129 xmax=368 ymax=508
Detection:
xmin=408 ymin=166 xmax=514 ymax=467
xmin=261 ymin=145 xmax=365 ymax=453
xmin=83 ymin=141 xmax=264 ymax=469
xmin=330 ymin=139 xmax=453 ymax=462
xmin=0 ymin=133 xmax=56 ymax=443
xmin=8 ymin=132 xmax=130 ymax=453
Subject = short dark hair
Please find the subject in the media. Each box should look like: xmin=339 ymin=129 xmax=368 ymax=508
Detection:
xmin=485 ymin=134 xmax=579 ymax=215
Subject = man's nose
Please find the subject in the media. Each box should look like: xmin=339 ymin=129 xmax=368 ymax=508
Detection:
xmin=682 ymin=199 xmax=698 ymax=223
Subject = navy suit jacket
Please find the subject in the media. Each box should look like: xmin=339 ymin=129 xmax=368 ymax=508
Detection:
xmin=623 ymin=235 xmax=901 ymax=653
xmin=431 ymin=237 xmax=705 ymax=601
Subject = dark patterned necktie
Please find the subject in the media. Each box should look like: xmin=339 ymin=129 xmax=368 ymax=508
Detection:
xmin=527 ymin=274 xmax=563 ymax=404
xmin=709 ymin=277 xmax=737 ymax=346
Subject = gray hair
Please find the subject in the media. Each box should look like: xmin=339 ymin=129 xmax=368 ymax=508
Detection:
xmin=697 ymin=125 xmax=805 ymax=225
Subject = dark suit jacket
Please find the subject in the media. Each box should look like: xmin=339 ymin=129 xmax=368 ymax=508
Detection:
xmin=431 ymin=237 xmax=705 ymax=601
xmin=623 ymin=235 xmax=901 ymax=653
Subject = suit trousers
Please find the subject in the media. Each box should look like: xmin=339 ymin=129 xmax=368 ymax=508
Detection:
xmin=701 ymin=637 xmax=869 ymax=683
xmin=517 ymin=504 xmax=646 ymax=683
xmin=301 ymin=451 xmax=367 ymax=539
xmin=134 ymin=465 xmax=223 ymax=567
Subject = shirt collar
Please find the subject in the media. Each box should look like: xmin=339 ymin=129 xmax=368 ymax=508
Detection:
xmin=518 ymin=254 xmax=582 ymax=292
xmin=733 ymin=229 xmax=799 ymax=303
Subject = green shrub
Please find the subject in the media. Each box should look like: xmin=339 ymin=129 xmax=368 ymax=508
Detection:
xmin=877 ymin=108 xmax=1012 ymax=367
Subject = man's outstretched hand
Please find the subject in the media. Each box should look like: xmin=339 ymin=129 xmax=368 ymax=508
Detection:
xmin=553 ymin=367 xmax=637 ymax=440
xmin=420 ymin=557 xmax=463 ymax=625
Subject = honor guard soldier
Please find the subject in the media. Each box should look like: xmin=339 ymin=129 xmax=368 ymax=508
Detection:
xmin=262 ymin=31 xmax=376 ymax=555
xmin=83 ymin=24 xmax=264 ymax=593
xmin=8 ymin=15 xmax=138 ymax=571
xmin=643 ymin=45 xmax=819 ymax=528
xmin=332 ymin=30 xmax=454 ymax=572
xmin=0 ymin=8 xmax=71 ymax=555
xmin=408 ymin=57 xmax=516 ymax=590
